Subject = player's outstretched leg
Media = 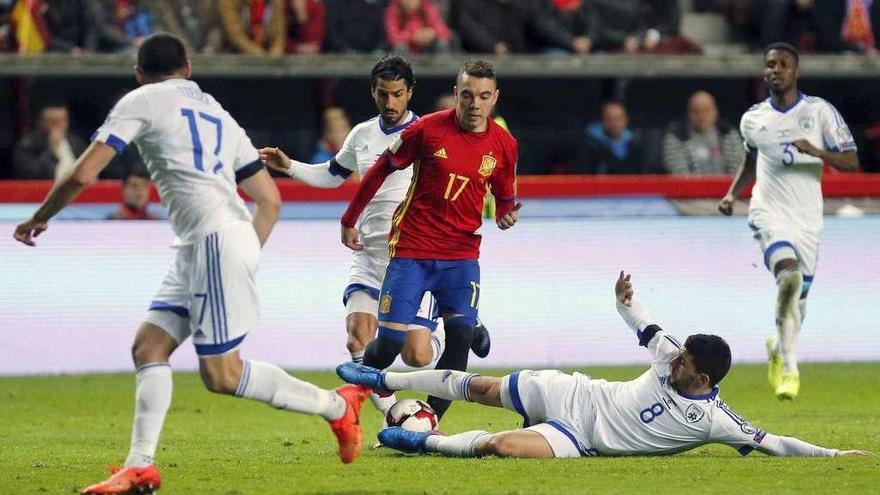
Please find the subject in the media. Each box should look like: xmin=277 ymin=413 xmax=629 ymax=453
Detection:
xmin=379 ymin=428 xmax=555 ymax=458
xmin=80 ymin=465 xmax=162 ymax=495
xmin=774 ymin=265 xmax=803 ymax=400
xmin=470 ymin=318 xmax=491 ymax=359
xmin=328 ymin=384 xmax=371 ymax=463
xmin=766 ymin=334 xmax=783 ymax=390
xmin=337 ymin=362 xmax=389 ymax=390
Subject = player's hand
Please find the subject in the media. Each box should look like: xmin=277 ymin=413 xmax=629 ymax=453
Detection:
xmin=836 ymin=450 xmax=873 ymax=457
xmin=615 ymin=271 xmax=634 ymax=307
xmin=718 ymin=194 xmax=736 ymax=216
xmin=496 ymin=202 xmax=522 ymax=230
xmin=258 ymin=147 xmax=292 ymax=173
xmin=791 ymin=139 xmax=823 ymax=158
xmin=341 ymin=225 xmax=363 ymax=251
xmin=13 ymin=217 xmax=48 ymax=247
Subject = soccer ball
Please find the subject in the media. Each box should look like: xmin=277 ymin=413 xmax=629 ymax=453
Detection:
xmin=385 ymin=399 xmax=439 ymax=432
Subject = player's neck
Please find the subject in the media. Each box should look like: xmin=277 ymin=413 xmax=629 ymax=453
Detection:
xmin=770 ymin=88 xmax=800 ymax=109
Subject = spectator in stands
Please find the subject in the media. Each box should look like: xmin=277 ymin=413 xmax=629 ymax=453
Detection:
xmin=450 ymin=0 xmax=590 ymax=54
xmin=219 ymin=0 xmax=286 ymax=56
xmin=834 ymin=0 xmax=879 ymax=53
xmin=13 ymin=103 xmax=87 ymax=181
xmin=310 ymin=107 xmax=351 ymax=163
xmin=643 ymin=0 xmax=703 ymax=54
xmin=581 ymin=101 xmax=647 ymax=174
xmin=108 ymin=169 xmax=159 ymax=220
xmin=324 ymin=0 xmax=386 ymax=53
xmin=285 ymin=0 xmax=324 ymax=54
xmin=385 ymin=0 xmax=451 ymax=54
xmin=154 ymin=0 xmax=224 ymax=54
xmin=44 ymin=0 xmax=89 ymax=55
xmin=583 ymin=0 xmax=645 ymax=53
xmin=663 ymin=91 xmax=743 ymax=175
xmin=435 ymin=94 xmax=455 ymax=111
xmin=84 ymin=0 xmax=154 ymax=53
xmin=0 ymin=2 xmax=9 ymax=52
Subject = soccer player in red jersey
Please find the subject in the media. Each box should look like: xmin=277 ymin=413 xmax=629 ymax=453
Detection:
xmin=340 ymin=60 xmax=521 ymax=419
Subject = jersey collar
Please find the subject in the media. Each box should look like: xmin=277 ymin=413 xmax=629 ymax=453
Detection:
xmin=768 ymin=91 xmax=804 ymax=113
xmin=378 ymin=111 xmax=418 ymax=135
xmin=676 ymin=385 xmax=720 ymax=401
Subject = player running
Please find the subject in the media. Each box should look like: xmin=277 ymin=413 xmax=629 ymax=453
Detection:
xmin=337 ymin=271 xmax=871 ymax=459
xmin=13 ymin=33 xmax=368 ymax=495
xmin=259 ymin=57 xmax=490 ymax=417
xmin=339 ymin=60 xmax=520 ymax=420
xmin=719 ymin=43 xmax=859 ymax=400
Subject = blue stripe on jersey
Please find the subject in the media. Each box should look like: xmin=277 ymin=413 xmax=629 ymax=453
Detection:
xmin=763 ymin=241 xmax=798 ymax=268
xmin=205 ymin=235 xmax=218 ymax=344
xmin=768 ymin=92 xmax=803 ymax=113
xmin=212 ymin=234 xmax=229 ymax=343
xmin=664 ymin=334 xmax=682 ymax=349
xmin=342 ymin=283 xmax=380 ymax=306
xmin=104 ymin=134 xmax=128 ymax=155
xmin=676 ymin=386 xmax=719 ymax=401
xmin=546 ymin=420 xmax=591 ymax=456
xmin=328 ymin=159 xmax=354 ymax=179
xmin=195 ymin=333 xmax=247 ymax=356
xmin=379 ymin=112 xmax=419 ymax=135
xmin=235 ymin=160 xmax=264 ymax=184
xmin=148 ymin=301 xmax=190 ymax=318
xmin=508 ymin=372 xmax=530 ymax=427
xmin=637 ymin=324 xmax=661 ymax=347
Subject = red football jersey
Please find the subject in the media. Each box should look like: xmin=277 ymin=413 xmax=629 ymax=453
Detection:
xmin=384 ymin=109 xmax=518 ymax=260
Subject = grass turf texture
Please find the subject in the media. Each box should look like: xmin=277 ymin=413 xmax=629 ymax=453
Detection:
xmin=1 ymin=363 xmax=878 ymax=495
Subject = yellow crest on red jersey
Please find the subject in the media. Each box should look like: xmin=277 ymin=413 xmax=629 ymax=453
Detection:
xmin=478 ymin=155 xmax=497 ymax=177
xmin=379 ymin=295 xmax=392 ymax=314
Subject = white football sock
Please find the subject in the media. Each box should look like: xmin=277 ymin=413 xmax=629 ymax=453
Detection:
xmin=425 ymin=430 xmax=490 ymax=457
xmin=370 ymin=392 xmax=397 ymax=415
xmin=125 ymin=363 xmax=172 ymax=468
xmin=775 ymin=269 xmax=803 ymax=375
xmin=350 ymin=350 xmax=364 ymax=364
xmin=384 ymin=369 xmax=477 ymax=401
xmin=426 ymin=325 xmax=446 ymax=369
xmin=798 ymin=298 xmax=807 ymax=324
xmin=236 ymin=360 xmax=345 ymax=421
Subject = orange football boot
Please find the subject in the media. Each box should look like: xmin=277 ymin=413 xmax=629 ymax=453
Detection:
xmin=80 ymin=464 xmax=162 ymax=494
xmin=328 ymin=384 xmax=370 ymax=464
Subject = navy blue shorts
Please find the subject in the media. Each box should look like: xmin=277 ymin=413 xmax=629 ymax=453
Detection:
xmin=378 ymin=258 xmax=480 ymax=327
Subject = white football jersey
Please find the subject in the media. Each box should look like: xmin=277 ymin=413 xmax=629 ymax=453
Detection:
xmin=93 ymin=78 xmax=260 ymax=245
xmin=582 ymin=328 xmax=772 ymax=456
xmin=740 ymin=93 xmax=856 ymax=231
xmin=335 ymin=112 xmax=418 ymax=257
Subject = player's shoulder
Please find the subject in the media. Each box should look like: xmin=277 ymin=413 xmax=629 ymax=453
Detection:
xmin=349 ymin=117 xmax=381 ymax=137
xmin=489 ymin=118 xmax=518 ymax=145
xmin=742 ymin=100 xmax=771 ymax=119
xmin=417 ymin=109 xmax=455 ymax=128
xmin=801 ymin=93 xmax=842 ymax=117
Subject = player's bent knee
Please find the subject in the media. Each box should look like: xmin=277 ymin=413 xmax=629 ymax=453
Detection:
xmin=131 ymin=322 xmax=176 ymax=367
xmin=400 ymin=345 xmax=432 ymax=368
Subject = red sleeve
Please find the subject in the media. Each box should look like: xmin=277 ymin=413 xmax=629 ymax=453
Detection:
xmin=384 ymin=4 xmax=406 ymax=46
xmin=492 ymin=137 xmax=519 ymax=220
xmin=425 ymin=2 xmax=451 ymax=43
xmin=341 ymin=152 xmax=396 ymax=228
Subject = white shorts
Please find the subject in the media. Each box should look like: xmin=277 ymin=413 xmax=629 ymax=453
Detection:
xmin=343 ymin=252 xmax=439 ymax=331
xmin=749 ymin=219 xmax=820 ymax=294
xmin=500 ymin=370 xmax=598 ymax=458
xmin=145 ymin=221 xmax=261 ymax=356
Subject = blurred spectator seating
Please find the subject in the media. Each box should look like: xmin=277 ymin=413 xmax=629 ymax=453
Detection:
xmin=643 ymin=0 xmax=703 ymax=53
xmin=324 ymin=0 xmax=386 ymax=53
xmin=284 ymin=0 xmax=324 ymax=54
xmin=580 ymin=101 xmax=650 ymax=174
xmin=108 ymin=169 xmax=159 ymax=220
xmin=13 ymin=103 xmax=86 ymax=180
xmin=663 ymin=91 xmax=743 ymax=174
xmin=154 ymin=0 xmax=224 ymax=55
xmin=84 ymin=0 xmax=154 ymax=53
xmin=219 ymin=0 xmax=286 ymax=56
xmin=450 ymin=0 xmax=588 ymax=54
xmin=44 ymin=0 xmax=89 ymax=54
xmin=310 ymin=107 xmax=351 ymax=163
xmin=385 ymin=0 xmax=451 ymax=54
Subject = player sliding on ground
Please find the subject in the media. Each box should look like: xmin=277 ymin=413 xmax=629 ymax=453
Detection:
xmin=14 ymin=33 xmax=368 ymax=495
xmin=338 ymin=271 xmax=871 ymax=459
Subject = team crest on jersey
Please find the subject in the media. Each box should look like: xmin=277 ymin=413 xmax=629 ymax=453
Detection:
xmin=685 ymin=404 xmax=705 ymax=423
xmin=798 ymin=116 xmax=814 ymax=130
xmin=478 ymin=155 xmax=497 ymax=177
xmin=379 ymin=295 xmax=392 ymax=313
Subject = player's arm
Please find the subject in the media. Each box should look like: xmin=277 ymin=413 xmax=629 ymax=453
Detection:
xmin=259 ymin=147 xmax=352 ymax=188
xmin=792 ymin=101 xmax=860 ymax=172
xmin=492 ymin=140 xmax=522 ymax=230
xmin=718 ymin=150 xmax=756 ymax=216
xmin=238 ymin=166 xmax=282 ymax=247
xmin=13 ymin=141 xmax=117 ymax=246
xmin=339 ymin=151 xmax=397 ymax=250
xmin=614 ymin=271 xmax=681 ymax=361
xmin=755 ymin=433 xmax=870 ymax=457
xmin=790 ymin=142 xmax=859 ymax=172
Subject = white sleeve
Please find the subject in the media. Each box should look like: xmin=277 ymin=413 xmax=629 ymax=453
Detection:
xmin=819 ymin=101 xmax=857 ymax=153
xmin=739 ymin=112 xmax=757 ymax=154
xmin=285 ymin=128 xmax=359 ymax=187
xmin=616 ymin=298 xmax=682 ymax=366
xmin=709 ymin=401 xmax=837 ymax=457
xmin=92 ymin=91 xmax=152 ymax=154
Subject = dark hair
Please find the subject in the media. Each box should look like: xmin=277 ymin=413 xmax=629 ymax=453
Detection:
xmin=123 ymin=167 xmax=150 ymax=185
xmin=371 ymin=56 xmax=415 ymax=89
xmin=684 ymin=334 xmax=732 ymax=387
xmin=458 ymin=60 xmax=497 ymax=82
xmin=764 ymin=42 xmax=799 ymax=65
xmin=137 ymin=32 xmax=188 ymax=76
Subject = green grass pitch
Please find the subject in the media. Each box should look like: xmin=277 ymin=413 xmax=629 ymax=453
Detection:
xmin=2 ymin=363 xmax=878 ymax=495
